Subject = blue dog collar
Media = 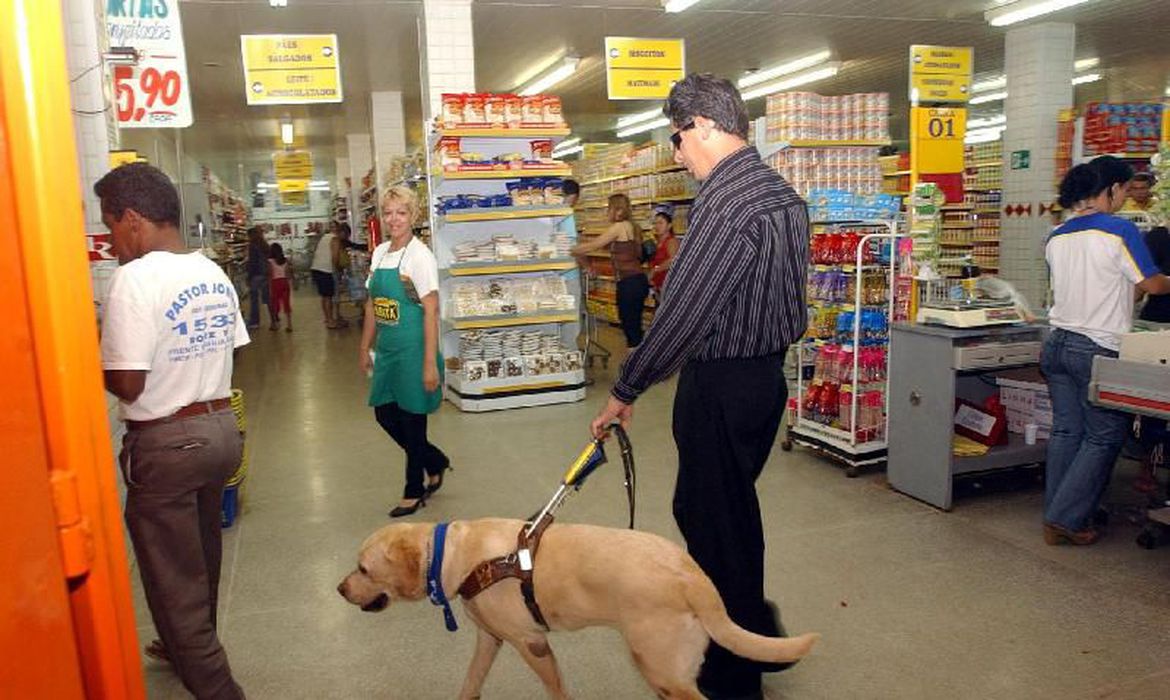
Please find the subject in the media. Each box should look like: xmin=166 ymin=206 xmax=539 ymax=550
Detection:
xmin=427 ymin=522 xmax=458 ymax=632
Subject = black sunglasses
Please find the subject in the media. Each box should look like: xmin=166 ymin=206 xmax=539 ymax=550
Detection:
xmin=670 ymin=120 xmax=696 ymax=149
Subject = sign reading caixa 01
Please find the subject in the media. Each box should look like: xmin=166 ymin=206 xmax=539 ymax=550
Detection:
xmin=105 ymin=0 xmax=193 ymax=128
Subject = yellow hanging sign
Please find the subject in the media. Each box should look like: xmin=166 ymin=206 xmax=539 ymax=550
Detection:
xmin=108 ymin=150 xmax=147 ymax=169
xmin=909 ymin=45 xmax=973 ymax=104
xmin=277 ymin=179 xmax=309 ymax=194
xmin=910 ymin=74 xmax=971 ymax=104
xmin=274 ymin=151 xmax=313 ymax=179
xmin=605 ymin=37 xmax=685 ymax=100
xmin=910 ymin=107 xmax=967 ymax=174
xmin=241 ymin=34 xmax=343 ymax=105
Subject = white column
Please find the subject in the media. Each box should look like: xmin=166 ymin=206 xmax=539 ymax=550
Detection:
xmin=370 ymin=90 xmax=407 ymax=188
xmin=61 ymin=0 xmax=117 ymax=235
xmin=999 ymin=22 xmax=1075 ymax=309
xmin=347 ymin=133 xmax=373 ymax=236
xmin=422 ymin=0 xmax=476 ymax=122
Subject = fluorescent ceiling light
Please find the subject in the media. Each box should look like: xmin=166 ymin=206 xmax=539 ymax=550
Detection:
xmin=965 ymin=126 xmax=1005 ymax=144
xmin=972 ymin=75 xmax=1007 ymax=93
xmin=986 ymin=0 xmax=1094 ymax=27
xmin=1071 ymin=72 xmax=1101 ymax=85
xmin=280 ymin=121 xmax=293 ymax=145
xmin=616 ymin=108 xmax=665 ymax=129
xmin=738 ymin=49 xmax=833 ymax=89
xmin=968 ymin=114 xmax=1006 ymax=129
xmin=518 ymin=56 xmax=580 ymax=96
xmin=552 ymin=144 xmax=584 ymax=159
xmin=969 ymin=91 xmax=1008 ymax=105
xmin=741 ymin=62 xmax=841 ymax=101
xmin=615 ymin=117 xmax=670 ymax=139
xmin=1074 ymin=57 xmax=1099 ymax=71
xmin=663 ymin=0 xmax=703 ymax=12
xmin=268 ymin=0 xmax=288 ymax=7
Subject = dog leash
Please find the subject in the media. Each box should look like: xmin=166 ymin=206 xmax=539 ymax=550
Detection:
xmin=525 ymin=423 xmax=637 ymax=539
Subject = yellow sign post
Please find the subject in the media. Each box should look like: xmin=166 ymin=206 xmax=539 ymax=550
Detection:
xmin=909 ymin=45 xmax=972 ymax=105
xmin=274 ymin=151 xmax=313 ymax=180
xmin=604 ymin=37 xmax=685 ymax=100
xmin=241 ymin=34 xmax=342 ymax=105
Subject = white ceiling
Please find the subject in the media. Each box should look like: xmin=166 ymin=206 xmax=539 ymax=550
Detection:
xmin=165 ymin=0 xmax=1170 ymax=185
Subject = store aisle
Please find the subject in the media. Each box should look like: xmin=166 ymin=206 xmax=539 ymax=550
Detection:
xmin=132 ymin=288 xmax=1170 ymax=700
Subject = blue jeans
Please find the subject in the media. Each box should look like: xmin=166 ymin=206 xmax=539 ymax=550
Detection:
xmin=1041 ymin=329 xmax=1130 ymax=531
xmin=247 ymin=274 xmax=269 ymax=327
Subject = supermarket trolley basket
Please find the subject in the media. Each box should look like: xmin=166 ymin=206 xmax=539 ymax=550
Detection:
xmin=579 ymin=266 xmax=611 ymax=372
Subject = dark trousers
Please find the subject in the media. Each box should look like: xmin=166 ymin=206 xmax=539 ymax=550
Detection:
xmin=616 ymin=274 xmax=649 ymax=347
xmin=374 ymin=402 xmax=450 ymax=500
xmin=672 ymin=352 xmax=788 ymax=697
xmin=120 ymin=410 xmax=245 ymax=700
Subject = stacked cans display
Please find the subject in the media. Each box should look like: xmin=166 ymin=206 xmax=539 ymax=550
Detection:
xmin=767 ymin=148 xmax=885 ymax=196
xmin=766 ymin=92 xmax=890 ymax=143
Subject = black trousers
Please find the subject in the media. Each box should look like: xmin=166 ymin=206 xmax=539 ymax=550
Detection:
xmin=374 ymin=402 xmax=450 ymax=499
xmin=616 ymin=274 xmax=649 ymax=347
xmin=672 ymin=352 xmax=788 ymax=697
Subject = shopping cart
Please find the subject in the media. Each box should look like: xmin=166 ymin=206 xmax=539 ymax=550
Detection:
xmin=579 ymin=266 xmax=611 ymax=371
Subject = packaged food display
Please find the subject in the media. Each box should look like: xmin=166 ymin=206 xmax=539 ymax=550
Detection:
xmin=1082 ymin=101 xmax=1163 ymax=156
xmin=765 ymin=91 xmax=890 ymax=143
xmin=437 ymin=93 xmax=568 ymax=130
xmin=767 ymin=149 xmax=887 ymax=197
xmin=448 ymin=274 xmax=574 ymax=318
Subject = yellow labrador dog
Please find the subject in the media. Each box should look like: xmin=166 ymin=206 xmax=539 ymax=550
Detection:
xmin=338 ymin=518 xmax=818 ymax=699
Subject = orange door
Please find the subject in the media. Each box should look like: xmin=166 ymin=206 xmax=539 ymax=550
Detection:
xmin=0 ymin=1 xmax=145 ymax=697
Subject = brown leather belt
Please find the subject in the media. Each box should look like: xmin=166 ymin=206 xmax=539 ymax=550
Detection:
xmin=125 ymin=397 xmax=232 ymax=431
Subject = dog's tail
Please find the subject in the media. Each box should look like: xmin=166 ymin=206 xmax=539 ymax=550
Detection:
xmin=682 ymin=567 xmax=819 ymax=663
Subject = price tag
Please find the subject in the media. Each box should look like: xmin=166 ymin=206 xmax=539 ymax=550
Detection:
xmin=106 ymin=1 xmax=193 ymax=128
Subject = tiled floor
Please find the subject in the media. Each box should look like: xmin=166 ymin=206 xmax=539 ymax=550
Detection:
xmin=135 ymin=289 xmax=1170 ymax=699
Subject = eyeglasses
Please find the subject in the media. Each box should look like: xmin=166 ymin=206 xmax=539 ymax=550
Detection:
xmin=670 ymin=120 xmax=695 ymax=150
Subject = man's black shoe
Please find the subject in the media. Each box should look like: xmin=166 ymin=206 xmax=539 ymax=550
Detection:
xmin=698 ymin=684 xmax=763 ymax=700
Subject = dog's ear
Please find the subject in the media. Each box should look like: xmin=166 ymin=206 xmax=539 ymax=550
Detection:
xmin=382 ymin=532 xmax=427 ymax=600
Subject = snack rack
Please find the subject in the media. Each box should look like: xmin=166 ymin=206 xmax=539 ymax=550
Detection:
xmin=427 ymin=118 xmax=587 ymax=412
xmin=783 ymin=220 xmax=907 ymax=476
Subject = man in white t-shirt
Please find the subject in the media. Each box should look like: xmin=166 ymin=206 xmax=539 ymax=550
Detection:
xmin=96 ymin=163 xmax=248 ymax=700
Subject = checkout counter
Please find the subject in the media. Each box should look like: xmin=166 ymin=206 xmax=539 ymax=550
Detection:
xmin=887 ymin=322 xmax=1048 ymax=510
xmin=1089 ymin=323 xmax=1170 ymax=548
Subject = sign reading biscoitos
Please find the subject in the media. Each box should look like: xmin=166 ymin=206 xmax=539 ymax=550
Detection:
xmin=241 ymin=34 xmax=343 ymax=105
xmin=604 ymin=37 xmax=685 ymax=100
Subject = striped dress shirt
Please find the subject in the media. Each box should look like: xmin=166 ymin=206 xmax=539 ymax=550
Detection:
xmin=612 ymin=145 xmax=809 ymax=404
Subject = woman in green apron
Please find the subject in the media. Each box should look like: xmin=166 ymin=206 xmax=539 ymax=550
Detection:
xmin=359 ymin=186 xmax=450 ymax=517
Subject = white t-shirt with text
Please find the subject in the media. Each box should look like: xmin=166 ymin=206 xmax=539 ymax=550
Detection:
xmin=101 ymin=251 xmax=250 ymax=421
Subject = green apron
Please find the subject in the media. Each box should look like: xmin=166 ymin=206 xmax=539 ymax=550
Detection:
xmin=367 ymin=253 xmax=443 ymax=414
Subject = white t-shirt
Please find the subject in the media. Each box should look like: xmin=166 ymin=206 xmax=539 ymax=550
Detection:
xmin=101 ymin=251 xmax=250 ymax=421
xmin=366 ymin=238 xmax=439 ymax=299
xmin=1046 ymin=212 xmax=1159 ymax=350
xmin=311 ymin=233 xmax=335 ymax=272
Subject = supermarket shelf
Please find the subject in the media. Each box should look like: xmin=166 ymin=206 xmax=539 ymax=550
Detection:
xmin=580 ymin=165 xmax=686 ymax=186
xmin=882 ymin=170 xmax=912 ymax=177
xmin=942 ymin=223 xmax=976 ymax=229
xmin=436 ymin=167 xmax=573 ymax=181
xmin=445 ymin=259 xmax=577 ymax=276
xmin=940 ymin=242 xmax=974 ymax=248
xmin=972 ymin=208 xmax=1002 ymax=215
xmin=941 ymin=204 xmax=974 ymax=211
xmin=362 ymin=185 xmax=377 ymax=197
xmin=439 ymin=206 xmax=573 ymax=223
xmin=966 ymin=161 xmax=1002 ymax=169
xmin=1088 ymin=152 xmax=1157 ymax=160
xmin=446 ymin=312 xmax=578 ymax=330
xmin=446 ymin=369 xmax=586 ymax=412
xmin=433 ymin=126 xmax=572 ymax=139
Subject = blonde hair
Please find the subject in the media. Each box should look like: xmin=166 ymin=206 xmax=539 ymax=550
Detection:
xmin=608 ymin=193 xmax=633 ymax=223
xmin=382 ymin=185 xmax=420 ymax=223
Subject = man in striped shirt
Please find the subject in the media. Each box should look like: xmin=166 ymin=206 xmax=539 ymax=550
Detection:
xmin=590 ymin=73 xmax=809 ymax=700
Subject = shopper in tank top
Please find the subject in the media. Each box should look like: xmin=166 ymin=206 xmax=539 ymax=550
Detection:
xmin=648 ymin=203 xmax=680 ymax=295
xmin=572 ymin=193 xmax=650 ymax=347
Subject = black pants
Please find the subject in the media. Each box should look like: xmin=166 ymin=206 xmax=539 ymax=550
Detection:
xmin=374 ymin=402 xmax=450 ymax=499
xmin=672 ymin=352 xmax=788 ymax=697
xmin=616 ymin=274 xmax=649 ymax=347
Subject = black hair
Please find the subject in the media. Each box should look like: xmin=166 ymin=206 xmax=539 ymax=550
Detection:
xmin=1132 ymin=171 xmax=1156 ymax=186
xmin=654 ymin=211 xmax=673 ymax=224
xmin=269 ymin=242 xmax=286 ymax=265
xmin=93 ymin=162 xmax=181 ymax=227
xmin=663 ymin=73 xmax=750 ymax=140
xmin=1057 ymin=155 xmax=1134 ymax=210
xmin=562 ymin=179 xmax=580 ymax=196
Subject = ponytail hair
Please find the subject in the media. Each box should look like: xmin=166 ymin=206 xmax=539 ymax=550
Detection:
xmin=1058 ymin=155 xmax=1134 ymax=209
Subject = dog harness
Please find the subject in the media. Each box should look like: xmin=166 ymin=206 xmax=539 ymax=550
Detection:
xmin=456 ymin=515 xmax=555 ymax=629
xmin=436 ymin=425 xmax=637 ymax=632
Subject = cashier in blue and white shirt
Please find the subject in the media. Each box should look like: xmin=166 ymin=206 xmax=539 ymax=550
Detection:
xmin=1041 ymin=156 xmax=1170 ymax=545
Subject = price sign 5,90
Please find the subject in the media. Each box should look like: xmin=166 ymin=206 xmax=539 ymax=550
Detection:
xmin=114 ymin=65 xmax=190 ymax=127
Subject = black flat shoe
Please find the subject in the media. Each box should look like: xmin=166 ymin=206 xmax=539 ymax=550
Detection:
xmin=389 ymin=498 xmax=426 ymax=518
xmin=425 ymin=465 xmax=453 ymax=495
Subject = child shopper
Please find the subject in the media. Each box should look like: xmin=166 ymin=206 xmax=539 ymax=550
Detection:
xmin=268 ymin=242 xmax=293 ymax=331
